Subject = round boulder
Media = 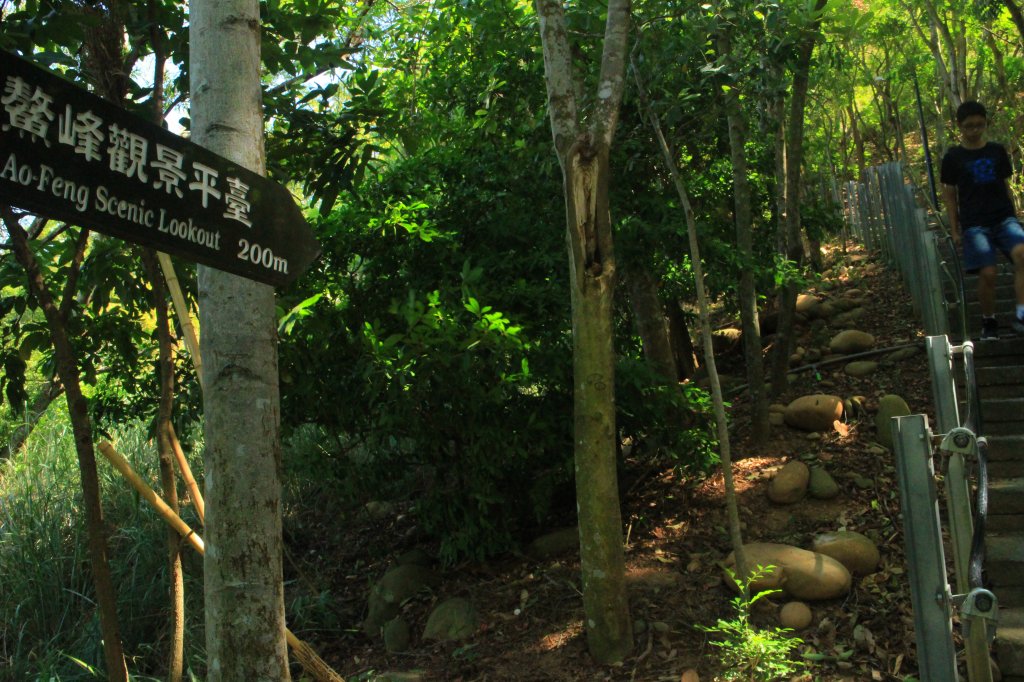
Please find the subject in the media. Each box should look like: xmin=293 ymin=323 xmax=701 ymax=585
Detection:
xmin=768 ymin=460 xmax=810 ymax=504
xmin=829 ymin=330 xmax=875 ymax=355
xmin=723 ymin=542 xmax=852 ymax=601
xmin=808 ymin=466 xmax=840 ymax=500
xmin=364 ymin=564 xmax=441 ymax=636
xmin=383 ymin=617 xmax=411 ymax=653
xmin=844 ymin=360 xmax=878 ymax=378
xmin=796 ymin=294 xmax=820 ymax=315
xmin=423 ymin=597 xmax=479 ymax=642
xmin=783 ymin=394 xmax=844 ymax=432
xmin=780 ymin=601 xmax=813 ymax=630
xmin=812 ymin=530 xmax=881 ymax=576
xmin=874 ymin=394 xmax=911 ymax=449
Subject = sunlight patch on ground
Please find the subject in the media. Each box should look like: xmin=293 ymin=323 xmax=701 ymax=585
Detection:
xmin=534 ymin=620 xmax=583 ymax=652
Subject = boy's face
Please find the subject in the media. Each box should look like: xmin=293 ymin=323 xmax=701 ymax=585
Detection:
xmin=958 ymin=114 xmax=988 ymax=146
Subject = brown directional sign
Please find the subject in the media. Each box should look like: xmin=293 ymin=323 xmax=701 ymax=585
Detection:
xmin=0 ymin=50 xmax=320 ymax=287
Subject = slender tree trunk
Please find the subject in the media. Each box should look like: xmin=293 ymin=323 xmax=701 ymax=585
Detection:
xmin=630 ymin=64 xmax=749 ymax=588
xmin=716 ymin=30 xmax=768 ymax=442
xmin=770 ymin=0 xmax=828 ymax=396
xmin=4 ymin=216 xmax=129 ymax=681
xmin=623 ymin=263 xmax=677 ymax=383
xmin=190 ymin=1 xmax=291 ymax=678
xmin=140 ymin=251 xmax=185 ymax=682
xmin=534 ymin=0 xmax=633 ymax=663
xmin=666 ymin=302 xmax=698 ymax=381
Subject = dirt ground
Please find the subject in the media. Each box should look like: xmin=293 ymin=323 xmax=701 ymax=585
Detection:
xmin=287 ymin=246 xmax=951 ymax=682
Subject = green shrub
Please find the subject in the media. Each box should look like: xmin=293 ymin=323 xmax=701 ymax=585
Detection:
xmin=0 ymin=410 xmax=206 ymax=680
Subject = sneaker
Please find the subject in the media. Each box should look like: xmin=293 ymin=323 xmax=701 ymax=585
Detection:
xmin=981 ymin=317 xmax=1000 ymax=340
xmin=1013 ymin=314 xmax=1024 ymax=335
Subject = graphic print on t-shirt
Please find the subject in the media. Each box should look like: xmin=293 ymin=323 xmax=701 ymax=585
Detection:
xmin=968 ymin=157 xmax=998 ymax=184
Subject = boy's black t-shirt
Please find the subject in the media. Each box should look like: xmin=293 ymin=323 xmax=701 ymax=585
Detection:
xmin=940 ymin=141 xmax=1016 ymax=228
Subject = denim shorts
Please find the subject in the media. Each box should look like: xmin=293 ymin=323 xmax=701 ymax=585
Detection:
xmin=962 ymin=216 xmax=1024 ymax=273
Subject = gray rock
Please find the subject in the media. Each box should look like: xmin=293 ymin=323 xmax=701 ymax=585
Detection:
xmin=833 ymin=307 xmax=866 ymax=327
xmin=783 ymin=394 xmax=844 ymax=432
xmin=808 ymin=466 xmax=840 ymax=500
xmin=885 ymin=347 xmax=920 ymax=363
xmin=423 ymin=597 xmax=479 ymax=641
xmin=874 ymin=394 xmax=911 ymax=449
xmin=829 ymin=330 xmax=875 ymax=355
xmin=780 ymin=601 xmax=813 ymax=630
xmin=812 ymin=530 xmax=881 ymax=576
xmin=768 ymin=460 xmax=810 ymax=504
xmin=723 ymin=542 xmax=852 ymax=601
xmin=844 ymin=360 xmax=878 ymax=378
xmin=853 ymin=475 xmax=874 ymax=490
xmin=383 ymin=617 xmax=411 ymax=653
xmin=528 ymin=527 xmax=579 ymax=559
xmin=364 ymin=564 xmax=441 ymax=636
xmin=396 ymin=548 xmax=433 ymax=566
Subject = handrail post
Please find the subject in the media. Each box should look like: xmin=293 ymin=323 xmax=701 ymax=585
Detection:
xmin=893 ymin=413 xmax=958 ymax=682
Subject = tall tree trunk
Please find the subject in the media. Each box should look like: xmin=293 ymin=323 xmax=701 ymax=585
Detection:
xmin=770 ymin=0 xmax=828 ymax=396
xmin=190 ymin=1 xmax=291 ymax=678
xmin=140 ymin=251 xmax=185 ymax=682
xmin=534 ymin=0 xmax=633 ymax=663
xmin=142 ymin=15 xmax=185 ymax=680
xmin=717 ymin=30 xmax=768 ymax=442
xmin=623 ymin=263 xmax=677 ymax=383
xmin=666 ymin=302 xmax=699 ymax=381
xmin=4 ymin=216 xmax=129 ymax=681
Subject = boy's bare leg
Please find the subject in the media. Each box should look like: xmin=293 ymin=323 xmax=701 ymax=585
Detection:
xmin=978 ymin=265 xmax=998 ymax=317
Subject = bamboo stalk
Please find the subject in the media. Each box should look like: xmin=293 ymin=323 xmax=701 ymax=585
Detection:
xmin=97 ymin=442 xmax=345 ymax=682
xmin=156 ymin=252 xmax=204 ymax=391
xmin=167 ymin=423 xmax=205 ymax=525
xmin=98 ymin=442 xmax=204 ymax=554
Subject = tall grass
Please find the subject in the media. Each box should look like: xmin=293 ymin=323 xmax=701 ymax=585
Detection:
xmin=0 ymin=406 xmax=206 ymax=681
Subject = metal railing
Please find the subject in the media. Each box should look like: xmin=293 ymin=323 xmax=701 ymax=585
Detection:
xmin=843 ymin=162 xmax=968 ymax=340
xmin=892 ymin=336 xmax=996 ymax=682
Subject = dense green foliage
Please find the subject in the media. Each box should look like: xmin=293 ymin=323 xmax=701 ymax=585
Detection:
xmin=0 ymin=415 xmax=205 ymax=679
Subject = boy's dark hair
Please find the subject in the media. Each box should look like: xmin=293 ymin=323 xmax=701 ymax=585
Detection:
xmin=957 ymin=100 xmax=987 ymax=123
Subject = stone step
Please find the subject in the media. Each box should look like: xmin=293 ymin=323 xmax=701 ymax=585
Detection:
xmin=988 ymin=435 xmax=1024 ymax=459
xmin=995 ymin=608 xmax=1024 ymax=677
xmin=989 ymin=460 xmax=1024 ymax=479
xmin=977 ymin=364 xmax=1024 ymax=386
xmin=984 ymin=421 xmax=1024 ymax=436
xmin=989 ymin=513 xmax=1023 ymax=532
xmin=963 ymin=337 xmax=1024 ymax=360
xmin=993 ymin=586 xmax=1024 ymax=609
xmin=982 ymin=398 xmax=1024 ymax=423
xmin=987 ymin=534 xmax=1024 ymax=588
xmin=989 ymin=479 xmax=1024 ymax=514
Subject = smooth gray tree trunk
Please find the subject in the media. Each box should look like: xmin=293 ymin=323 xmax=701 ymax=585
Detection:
xmin=190 ymin=2 xmax=291 ymax=679
xmin=534 ymin=0 xmax=633 ymax=663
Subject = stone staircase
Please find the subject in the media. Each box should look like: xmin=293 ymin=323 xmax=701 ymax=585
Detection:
xmin=955 ymin=270 xmax=1024 ymax=681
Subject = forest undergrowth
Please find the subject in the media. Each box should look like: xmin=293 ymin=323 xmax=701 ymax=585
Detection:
xmin=0 ymin=242 xmax=943 ymax=681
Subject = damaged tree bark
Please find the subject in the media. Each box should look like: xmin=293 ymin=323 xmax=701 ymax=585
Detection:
xmin=534 ymin=0 xmax=633 ymax=664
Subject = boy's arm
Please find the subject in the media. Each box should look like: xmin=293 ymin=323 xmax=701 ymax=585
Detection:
xmin=942 ymin=183 xmax=960 ymax=244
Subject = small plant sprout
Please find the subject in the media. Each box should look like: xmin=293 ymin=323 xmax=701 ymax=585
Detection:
xmin=696 ymin=565 xmax=807 ymax=682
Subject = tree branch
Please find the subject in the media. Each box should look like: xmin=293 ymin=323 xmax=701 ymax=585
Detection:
xmin=593 ymin=0 xmax=631 ymax=147
xmin=534 ymin=0 xmax=580 ymax=158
